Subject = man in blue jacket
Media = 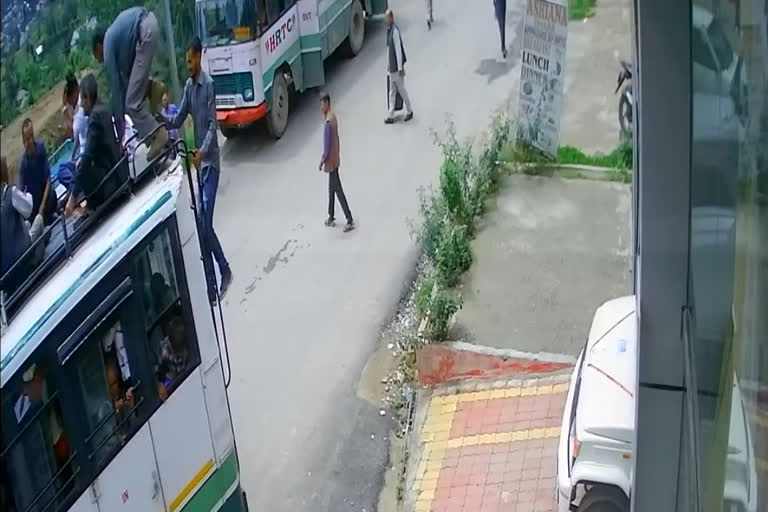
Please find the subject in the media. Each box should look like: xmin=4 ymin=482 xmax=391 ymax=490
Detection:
xmin=92 ymin=7 xmax=169 ymax=160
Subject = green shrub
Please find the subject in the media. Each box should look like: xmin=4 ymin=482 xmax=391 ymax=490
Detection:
xmin=411 ymin=188 xmax=448 ymax=261
xmin=435 ymin=224 xmax=472 ymax=287
xmin=414 ymin=274 xmax=435 ymax=320
xmin=427 ymin=290 xmax=463 ymax=341
xmin=439 ymin=157 xmax=471 ymax=229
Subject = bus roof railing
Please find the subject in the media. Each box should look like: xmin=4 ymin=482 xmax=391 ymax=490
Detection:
xmin=0 ymin=126 xmax=184 ymax=328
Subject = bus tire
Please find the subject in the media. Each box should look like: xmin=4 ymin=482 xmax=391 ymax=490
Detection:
xmin=579 ymin=485 xmax=630 ymax=512
xmin=265 ymin=72 xmax=289 ymax=139
xmin=220 ymin=126 xmax=238 ymax=139
xmin=342 ymin=0 xmax=365 ymax=57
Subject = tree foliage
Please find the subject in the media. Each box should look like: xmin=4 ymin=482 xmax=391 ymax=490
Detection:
xmin=1 ymin=0 xmax=197 ymax=125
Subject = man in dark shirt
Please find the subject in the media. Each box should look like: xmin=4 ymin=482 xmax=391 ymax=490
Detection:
xmin=1 ymin=156 xmax=32 ymax=294
xmin=64 ymin=74 xmax=129 ymax=218
xmin=19 ymin=119 xmax=56 ymax=226
xmin=160 ymin=38 xmax=232 ymax=304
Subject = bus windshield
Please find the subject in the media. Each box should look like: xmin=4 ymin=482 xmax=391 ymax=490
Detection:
xmin=196 ymin=0 xmax=262 ymax=47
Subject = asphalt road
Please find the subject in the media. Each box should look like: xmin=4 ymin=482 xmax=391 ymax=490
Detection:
xmin=214 ymin=1 xmax=522 ymax=509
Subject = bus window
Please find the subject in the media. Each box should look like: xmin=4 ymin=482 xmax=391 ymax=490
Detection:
xmin=133 ymin=229 xmax=180 ymax=328
xmin=73 ymin=311 xmax=141 ymax=471
xmin=134 ymin=228 xmax=198 ymax=403
xmin=149 ymin=304 xmax=194 ymax=402
xmin=265 ymin=0 xmax=296 ymax=25
xmin=2 ymin=362 xmax=76 ymax=512
xmin=197 ymin=0 xmax=261 ymax=46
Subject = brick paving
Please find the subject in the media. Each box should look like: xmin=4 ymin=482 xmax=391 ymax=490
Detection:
xmin=408 ymin=376 xmax=570 ymax=512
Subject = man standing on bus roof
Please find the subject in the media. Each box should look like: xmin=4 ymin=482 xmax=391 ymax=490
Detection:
xmin=319 ymin=92 xmax=354 ymax=232
xmin=92 ymin=7 xmax=169 ymax=161
xmin=384 ymin=9 xmax=414 ymax=125
xmin=159 ymin=37 xmax=233 ymax=305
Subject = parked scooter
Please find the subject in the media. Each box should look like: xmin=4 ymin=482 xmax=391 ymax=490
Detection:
xmin=615 ymin=60 xmax=633 ymax=136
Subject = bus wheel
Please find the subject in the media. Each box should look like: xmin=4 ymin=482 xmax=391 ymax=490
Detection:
xmin=342 ymin=0 xmax=365 ymax=57
xmin=265 ymin=72 xmax=289 ymax=139
xmin=220 ymin=126 xmax=238 ymax=139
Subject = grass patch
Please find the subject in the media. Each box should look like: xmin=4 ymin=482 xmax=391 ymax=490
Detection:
xmin=569 ymin=0 xmax=597 ymax=19
xmin=500 ymin=139 xmax=633 ymax=170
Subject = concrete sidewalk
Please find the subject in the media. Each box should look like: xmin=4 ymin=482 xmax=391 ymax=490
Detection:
xmin=454 ymin=174 xmax=632 ymax=356
xmin=405 ymin=375 xmax=570 ymax=512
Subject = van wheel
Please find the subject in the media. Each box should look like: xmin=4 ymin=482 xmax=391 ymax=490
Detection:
xmin=265 ymin=72 xmax=289 ymax=139
xmin=579 ymin=486 xmax=629 ymax=512
xmin=220 ymin=126 xmax=238 ymax=139
xmin=342 ymin=0 xmax=365 ymax=57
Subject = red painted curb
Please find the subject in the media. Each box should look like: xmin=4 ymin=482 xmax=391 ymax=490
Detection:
xmin=416 ymin=343 xmax=574 ymax=386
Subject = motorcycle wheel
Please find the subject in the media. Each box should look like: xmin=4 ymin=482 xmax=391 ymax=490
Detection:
xmin=619 ymin=91 xmax=633 ymax=136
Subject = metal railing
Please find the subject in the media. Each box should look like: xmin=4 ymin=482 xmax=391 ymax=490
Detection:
xmin=0 ymin=127 xmax=177 ymax=326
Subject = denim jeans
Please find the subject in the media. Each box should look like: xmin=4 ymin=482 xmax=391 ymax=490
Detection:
xmin=198 ymin=166 xmax=229 ymax=298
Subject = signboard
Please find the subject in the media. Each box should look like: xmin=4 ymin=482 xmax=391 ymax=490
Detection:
xmin=517 ymin=0 xmax=568 ymax=156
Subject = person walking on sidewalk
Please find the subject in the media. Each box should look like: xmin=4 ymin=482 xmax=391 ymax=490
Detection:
xmin=160 ymin=37 xmax=233 ymax=305
xmin=426 ymin=0 xmax=434 ymax=29
xmin=93 ymin=7 xmax=169 ymax=160
xmin=318 ymin=93 xmax=354 ymax=232
xmin=494 ymin=0 xmax=508 ymax=59
xmin=384 ymin=10 xmax=414 ymax=124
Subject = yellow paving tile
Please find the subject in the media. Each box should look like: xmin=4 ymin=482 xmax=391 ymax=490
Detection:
xmin=478 ymin=433 xmax=495 ymax=444
xmin=433 ymin=431 xmax=450 ymax=442
xmin=462 ymin=435 xmax=480 ymax=446
xmin=428 ymin=448 xmax=446 ymax=461
xmin=493 ymin=432 xmax=512 ymax=443
xmin=528 ymin=428 xmax=545 ymax=440
xmin=419 ymin=488 xmax=436 ymax=502
xmin=426 ymin=459 xmax=443 ymax=472
xmin=553 ymin=383 xmax=570 ymax=393
xmin=423 ymin=470 xmax=440 ymax=482
xmin=415 ymin=499 xmax=431 ymax=512
xmin=441 ymin=402 xmax=458 ymax=414
xmin=521 ymin=387 xmax=537 ymax=396
xmin=546 ymin=427 xmax=561 ymax=438
xmin=536 ymin=384 xmax=554 ymax=395
xmin=489 ymin=389 xmax=506 ymax=399
xmin=431 ymin=440 xmax=448 ymax=451
xmin=447 ymin=438 xmax=463 ymax=449
xmin=504 ymin=387 xmax=521 ymax=398
xmin=511 ymin=430 xmax=529 ymax=441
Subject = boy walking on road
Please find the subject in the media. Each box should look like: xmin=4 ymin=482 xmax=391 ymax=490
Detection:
xmin=93 ymin=7 xmax=169 ymax=160
xmin=384 ymin=10 xmax=414 ymax=124
xmin=319 ymin=93 xmax=354 ymax=233
xmin=160 ymin=37 xmax=233 ymax=305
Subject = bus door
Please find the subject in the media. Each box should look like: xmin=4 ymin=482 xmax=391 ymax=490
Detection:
xmin=298 ymin=0 xmax=326 ymax=88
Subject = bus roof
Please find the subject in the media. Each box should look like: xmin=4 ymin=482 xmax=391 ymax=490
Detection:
xmin=0 ymin=159 xmax=184 ymax=387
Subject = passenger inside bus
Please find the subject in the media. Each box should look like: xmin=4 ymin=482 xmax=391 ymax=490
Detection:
xmin=155 ymin=313 xmax=190 ymax=401
xmin=5 ymin=363 xmax=73 ymax=511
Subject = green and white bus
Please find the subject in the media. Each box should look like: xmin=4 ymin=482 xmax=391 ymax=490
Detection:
xmin=195 ymin=0 xmax=388 ymax=138
xmin=0 ymin=141 xmax=246 ymax=512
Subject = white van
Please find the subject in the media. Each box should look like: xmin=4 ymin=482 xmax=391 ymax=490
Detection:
xmin=556 ymin=296 xmax=758 ymax=512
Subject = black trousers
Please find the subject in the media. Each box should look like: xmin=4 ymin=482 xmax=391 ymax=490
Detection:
xmin=495 ymin=1 xmax=506 ymax=51
xmin=328 ymin=169 xmax=353 ymax=223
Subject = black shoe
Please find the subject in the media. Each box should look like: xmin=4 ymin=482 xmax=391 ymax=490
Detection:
xmin=427 ymin=19 xmax=432 ymax=30
xmin=384 ymin=117 xmax=395 ymax=124
xmin=219 ymin=269 xmax=233 ymax=299
xmin=343 ymin=222 xmax=355 ymax=233
xmin=404 ymin=112 xmax=414 ymax=122
xmin=325 ymin=217 xmax=336 ymax=227
xmin=502 ymin=48 xmax=508 ymax=59
xmin=209 ymin=292 xmax=218 ymax=307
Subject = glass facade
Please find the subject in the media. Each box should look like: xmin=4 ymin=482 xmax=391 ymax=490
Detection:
xmin=687 ymin=1 xmax=768 ymax=510
xmin=634 ymin=0 xmax=768 ymax=510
